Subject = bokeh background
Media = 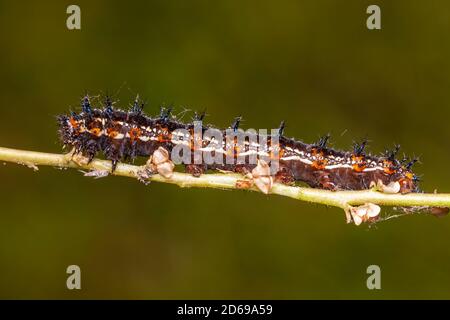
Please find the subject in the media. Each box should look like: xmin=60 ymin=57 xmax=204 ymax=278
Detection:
xmin=0 ymin=0 xmax=450 ymax=299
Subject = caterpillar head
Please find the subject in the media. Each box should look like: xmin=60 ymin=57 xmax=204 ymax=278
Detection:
xmin=57 ymin=114 xmax=76 ymax=145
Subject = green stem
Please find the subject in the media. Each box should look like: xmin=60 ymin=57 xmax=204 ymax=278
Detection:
xmin=1 ymin=146 xmax=449 ymax=221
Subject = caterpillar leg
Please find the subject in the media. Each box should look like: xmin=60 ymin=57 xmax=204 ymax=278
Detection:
xmin=185 ymin=164 xmax=206 ymax=177
xmin=317 ymin=172 xmax=338 ymax=191
xmin=70 ymin=149 xmax=90 ymax=166
xmin=83 ymin=139 xmax=100 ymax=163
xmin=104 ymin=141 xmax=122 ymax=172
xmin=274 ymin=167 xmax=295 ymax=185
xmin=66 ymin=147 xmax=109 ymax=178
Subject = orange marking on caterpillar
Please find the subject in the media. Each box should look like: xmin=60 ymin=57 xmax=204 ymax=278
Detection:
xmin=312 ymin=159 xmax=327 ymax=170
xmin=352 ymin=155 xmax=366 ymax=172
xmin=69 ymin=117 xmax=79 ymax=129
xmin=129 ymin=127 xmax=141 ymax=142
xmin=107 ymin=128 xmax=118 ymax=138
xmin=311 ymin=148 xmax=320 ymax=156
xmin=383 ymin=160 xmax=396 ymax=174
xmin=90 ymin=127 xmax=102 ymax=136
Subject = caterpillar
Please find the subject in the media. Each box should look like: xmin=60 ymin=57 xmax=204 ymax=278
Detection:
xmin=58 ymin=96 xmax=422 ymax=196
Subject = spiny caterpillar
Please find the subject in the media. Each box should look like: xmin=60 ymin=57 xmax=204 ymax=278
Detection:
xmin=58 ymin=95 xmax=423 ymax=196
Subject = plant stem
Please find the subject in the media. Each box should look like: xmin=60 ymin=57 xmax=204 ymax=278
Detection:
xmin=1 ymin=146 xmax=449 ymax=223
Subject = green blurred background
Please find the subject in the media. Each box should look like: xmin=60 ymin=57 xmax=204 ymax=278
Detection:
xmin=0 ymin=0 xmax=450 ymax=299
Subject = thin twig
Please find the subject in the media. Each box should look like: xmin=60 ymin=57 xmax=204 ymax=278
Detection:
xmin=0 ymin=146 xmax=449 ymax=224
